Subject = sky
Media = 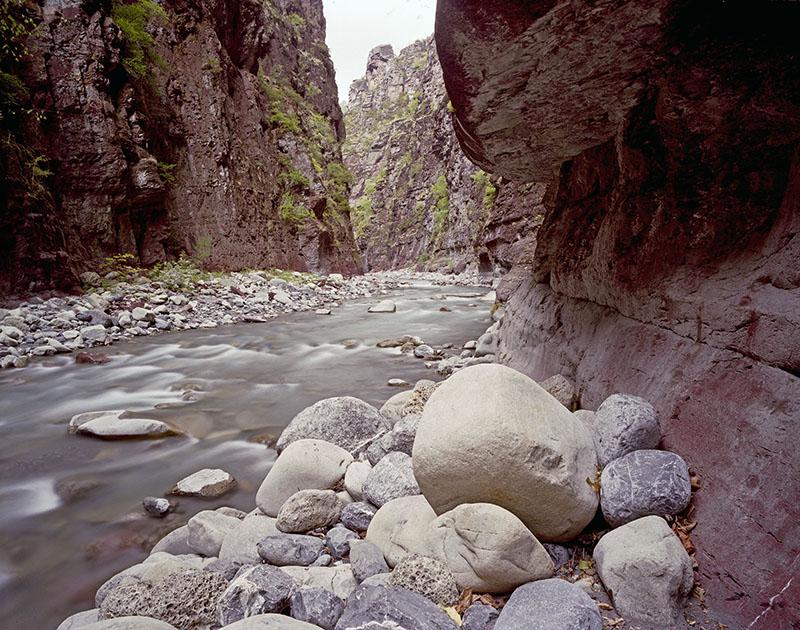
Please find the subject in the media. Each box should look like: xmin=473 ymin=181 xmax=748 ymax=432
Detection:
xmin=324 ymin=0 xmax=437 ymax=103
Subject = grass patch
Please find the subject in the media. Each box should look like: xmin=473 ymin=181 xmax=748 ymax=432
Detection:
xmin=111 ymin=0 xmax=167 ymax=80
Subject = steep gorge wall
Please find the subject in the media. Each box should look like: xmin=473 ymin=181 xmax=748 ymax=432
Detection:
xmin=0 ymin=0 xmax=360 ymax=293
xmin=437 ymin=0 xmax=800 ymax=627
xmin=343 ymin=37 xmax=544 ymax=273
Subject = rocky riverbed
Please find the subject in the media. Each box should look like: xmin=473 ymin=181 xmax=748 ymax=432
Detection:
xmin=0 ymin=270 xmax=491 ymax=370
xmin=53 ymin=359 xmax=719 ymax=629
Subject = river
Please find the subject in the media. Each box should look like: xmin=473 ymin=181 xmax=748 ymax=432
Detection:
xmin=0 ymin=282 xmax=491 ymax=629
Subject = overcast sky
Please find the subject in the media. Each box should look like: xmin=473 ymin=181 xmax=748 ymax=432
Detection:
xmin=324 ymin=0 xmax=436 ymax=103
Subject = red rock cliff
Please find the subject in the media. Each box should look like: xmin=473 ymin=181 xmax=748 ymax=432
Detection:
xmin=436 ymin=0 xmax=800 ymax=626
xmin=0 ymin=0 xmax=360 ymax=293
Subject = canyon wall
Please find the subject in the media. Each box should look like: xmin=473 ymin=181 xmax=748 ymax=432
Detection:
xmin=0 ymin=0 xmax=360 ymax=293
xmin=343 ymin=37 xmax=545 ymax=273
xmin=436 ymin=0 xmax=800 ymax=627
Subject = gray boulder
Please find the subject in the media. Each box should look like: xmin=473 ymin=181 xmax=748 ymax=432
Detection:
xmin=277 ymin=489 xmax=343 ymax=533
xmin=171 ymin=468 xmax=236 ymax=497
xmin=256 ymin=439 xmax=353 ymax=517
xmin=276 ymin=397 xmax=386 ymax=453
xmin=349 ymin=539 xmax=390 ymax=583
xmin=539 ymin=374 xmax=579 ymax=410
xmin=592 ymin=393 xmax=661 ymax=466
xmin=594 ymin=516 xmax=693 ymax=628
xmin=56 ymin=609 xmax=100 ymax=630
xmin=343 ymin=461 xmax=372 ymax=500
xmin=187 ymin=510 xmax=241 ymax=557
xmin=223 ymin=614 xmax=323 ymax=629
xmin=389 ymin=554 xmax=459 ymax=606
xmin=325 ymin=526 xmax=359 ymax=559
xmin=413 ymin=364 xmax=598 ymax=542
xmin=362 ymin=452 xmax=420 ymax=507
xmin=82 ymin=619 xmax=177 ymax=630
xmin=600 ymin=449 xmax=691 ymax=527
xmin=290 ymin=586 xmax=344 ymax=630
xmin=279 ymin=565 xmax=358 ymax=600
xmin=257 ymin=534 xmax=325 ymax=566
xmin=367 ymin=300 xmax=397 ymax=313
xmin=495 ymin=579 xmax=602 ymax=630
xmin=425 ymin=503 xmax=554 ymax=593
xmin=219 ymin=512 xmax=280 ymax=565
xmin=99 ymin=568 xmax=227 ymax=629
xmin=379 ymin=390 xmax=414 ymax=424
xmin=150 ymin=526 xmax=193 ymax=556
xmin=366 ymin=495 xmax=436 ymax=566
xmin=340 ymin=501 xmax=377 ymax=533
xmin=334 ymin=585 xmax=458 ymax=630
xmin=462 ymin=602 xmax=499 ymax=630
xmin=217 ymin=565 xmax=297 ymax=626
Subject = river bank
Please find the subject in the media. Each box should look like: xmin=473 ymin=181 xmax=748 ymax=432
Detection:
xmin=0 ymin=269 xmax=494 ymax=370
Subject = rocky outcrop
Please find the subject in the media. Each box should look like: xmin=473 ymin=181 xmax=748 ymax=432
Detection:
xmin=436 ymin=1 xmax=800 ymax=626
xmin=0 ymin=0 xmax=360 ymax=293
xmin=343 ymin=37 xmax=545 ymax=273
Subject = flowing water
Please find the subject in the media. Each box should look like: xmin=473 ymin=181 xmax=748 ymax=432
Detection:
xmin=0 ymin=282 xmax=492 ymax=629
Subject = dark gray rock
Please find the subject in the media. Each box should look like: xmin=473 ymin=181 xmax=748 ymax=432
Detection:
xmin=334 ymin=584 xmax=458 ymax=630
xmin=204 ymin=558 xmax=242 ymax=581
xmin=462 ymin=602 xmax=499 ymax=630
xmin=389 ymin=553 xmax=459 ymax=606
xmin=543 ymin=543 xmax=572 ymax=569
xmin=142 ymin=496 xmax=170 ymax=518
xmin=290 ymin=586 xmax=345 ymax=630
xmin=98 ymin=568 xmax=227 ymax=629
xmin=592 ymin=394 xmax=661 ymax=466
xmin=601 ymin=449 xmax=692 ymax=527
xmin=257 ymin=534 xmax=325 ymax=567
xmin=312 ymin=554 xmax=333 ymax=567
xmin=495 ymin=579 xmax=602 ymax=630
xmin=341 ymin=501 xmax=377 ymax=533
xmin=349 ymin=539 xmax=389 ymax=583
xmin=325 ymin=526 xmax=359 ymax=559
xmin=217 ymin=565 xmax=297 ymax=626
xmin=276 ymin=397 xmax=387 ymax=453
xmin=362 ymin=452 xmax=420 ymax=507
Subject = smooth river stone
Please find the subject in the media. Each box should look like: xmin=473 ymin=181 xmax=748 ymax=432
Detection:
xmin=69 ymin=410 xmax=177 ymax=439
xmin=172 ymin=468 xmax=236 ymax=497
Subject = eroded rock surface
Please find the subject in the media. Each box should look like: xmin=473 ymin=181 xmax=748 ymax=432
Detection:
xmin=436 ymin=1 xmax=800 ymax=624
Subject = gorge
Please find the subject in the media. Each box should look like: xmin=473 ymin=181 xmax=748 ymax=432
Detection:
xmin=1 ymin=0 xmax=798 ymax=629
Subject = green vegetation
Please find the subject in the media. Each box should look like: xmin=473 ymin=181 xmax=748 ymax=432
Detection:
xmin=287 ymin=13 xmax=306 ymax=30
xmin=277 ymin=167 xmax=310 ymax=191
xmin=471 ymin=169 xmax=498 ymax=209
xmin=432 ymin=174 xmax=450 ymax=238
xmin=205 ymin=57 xmax=222 ymax=75
xmin=411 ymin=51 xmax=429 ymax=71
xmin=157 ymin=161 xmax=177 ymax=183
xmin=446 ymin=100 xmax=456 ymax=114
xmin=279 ymin=192 xmax=312 ymax=225
xmin=407 ymin=91 xmax=421 ymax=118
xmin=110 ymin=0 xmax=167 ymax=79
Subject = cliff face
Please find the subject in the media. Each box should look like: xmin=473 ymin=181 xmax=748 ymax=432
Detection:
xmin=0 ymin=0 xmax=360 ymax=293
xmin=437 ymin=1 xmax=800 ymax=626
xmin=343 ymin=37 xmax=544 ymax=273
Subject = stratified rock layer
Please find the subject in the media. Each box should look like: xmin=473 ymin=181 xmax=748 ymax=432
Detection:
xmin=344 ymin=37 xmax=545 ymax=273
xmin=435 ymin=1 xmax=800 ymax=625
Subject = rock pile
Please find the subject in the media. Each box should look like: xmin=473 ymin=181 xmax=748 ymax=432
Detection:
xmin=58 ymin=363 xmax=697 ymax=630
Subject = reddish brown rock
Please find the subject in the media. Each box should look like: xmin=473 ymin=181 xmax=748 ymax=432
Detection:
xmin=436 ymin=1 xmax=800 ymax=626
xmin=1 ymin=0 xmax=360 ymax=293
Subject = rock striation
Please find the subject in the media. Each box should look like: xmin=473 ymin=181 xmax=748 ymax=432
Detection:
xmin=344 ymin=37 xmax=545 ymax=274
xmin=435 ymin=0 xmax=800 ymax=625
xmin=1 ymin=0 xmax=360 ymax=293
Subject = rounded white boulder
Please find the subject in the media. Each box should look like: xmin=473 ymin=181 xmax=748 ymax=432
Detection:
xmin=412 ymin=364 xmax=598 ymax=542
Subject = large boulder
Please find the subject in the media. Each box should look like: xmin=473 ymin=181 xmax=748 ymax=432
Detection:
xmin=256 ymin=439 xmax=353 ymax=516
xmin=81 ymin=619 xmax=177 ymax=630
xmin=349 ymin=540 xmax=390 ymax=583
xmin=290 ymin=586 xmax=344 ymax=630
xmin=600 ymin=449 xmax=692 ymax=527
xmin=592 ymin=394 xmax=661 ymax=466
xmin=340 ymin=501 xmax=377 ymax=533
xmin=275 ymin=397 xmax=386 ymax=453
xmin=276 ymin=489 xmax=343 ymax=533
xmin=257 ymin=534 xmax=325 ymax=567
xmin=343 ymin=461 xmax=372 ymax=500
xmin=334 ymin=584 xmax=458 ymax=630
xmin=412 ymin=364 xmax=599 ymax=541
xmin=495 ymin=579 xmax=602 ymax=630
xmin=426 ymin=503 xmax=554 ymax=593
xmin=366 ymin=495 xmax=437 ymax=567
xmin=362 ymin=451 xmax=420 ymax=507
xmin=594 ymin=516 xmax=693 ymax=628
xmin=279 ymin=566 xmax=358 ymax=601
xmin=187 ymin=510 xmax=241 ymax=557
xmin=222 ymin=615 xmax=323 ymax=629
xmin=98 ymin=568 xmax=227 ymax=629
